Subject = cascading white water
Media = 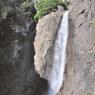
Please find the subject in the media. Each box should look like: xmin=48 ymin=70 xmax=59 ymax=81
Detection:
xmin=48 ymin=11 xmax=69 ymax=95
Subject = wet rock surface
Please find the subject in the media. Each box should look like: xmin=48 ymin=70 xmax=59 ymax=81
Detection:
xmin=58 ymin=0 xmax=95 ymax=95
xmin=34 ymin=11 xmax=63 ymax=80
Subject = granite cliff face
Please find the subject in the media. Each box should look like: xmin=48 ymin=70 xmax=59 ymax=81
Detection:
xmin=34 ymin=11 xmax=63 ymax=79
xmin=34 ymin=0 xmax=95 ymax=95
xmin=58 ymin=0 xmax=95 ymax=95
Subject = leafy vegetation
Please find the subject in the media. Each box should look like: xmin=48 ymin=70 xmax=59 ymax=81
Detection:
xmin=88 ymin=43 xmax=95 ymax=59
xmin=20 ymin=0 xmax=70 ymax=20
xmin=34 ymin=0 xmax=69 ymax=20
xmin=20 ymin=0 xmax=27 ymax=3
xmin=91 ymin=19 xmax=95 ymax=28
xmin=84 ymin=91 xmax=92 ymax=95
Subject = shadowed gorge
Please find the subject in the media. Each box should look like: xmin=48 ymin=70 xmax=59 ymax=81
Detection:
xmin=0 ymin=0 xmax=95 ymax=95
xmin=0 ymin=1 xmax=48 ymax=94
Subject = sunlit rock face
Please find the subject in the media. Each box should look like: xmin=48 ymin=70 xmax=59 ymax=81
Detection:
xmin=34 ymin=11 xmax=63 ymax=80
xmin=34 ymin=0 xmax=95 ymax=95
xmin=58 ymin=0 xmax=95 ymax=95
xmin=34 ymin=10 xmax=69 ymax=95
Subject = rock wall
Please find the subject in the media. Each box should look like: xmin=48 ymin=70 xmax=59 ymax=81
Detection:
xmin=0 ymin=0 xmax=48 ymax=95
xmin=34 ymin=0 xmax=95 ymax=95
xmin=58 ymin=0 xmax=95 ymax=95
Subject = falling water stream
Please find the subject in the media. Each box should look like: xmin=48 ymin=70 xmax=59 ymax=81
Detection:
xmin=48 ymin=11 xmax=69 ymax=95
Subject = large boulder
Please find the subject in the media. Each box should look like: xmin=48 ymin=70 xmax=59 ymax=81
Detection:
xmin=34 ymin=11 xmax=63 ymax=79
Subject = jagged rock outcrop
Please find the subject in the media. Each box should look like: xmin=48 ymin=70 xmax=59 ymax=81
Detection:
xmin=34 ymin=11 xmax=63 ymax=79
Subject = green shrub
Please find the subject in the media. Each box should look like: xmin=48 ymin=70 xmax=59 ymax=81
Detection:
xmin=20 ymin=0 xmax=27 ymax=3
xmin=88 ymin=44 xmax=95 ymax=59
xmin=91 ymin=19 xmax=95 ymax=28
xmin=34 ymin=0 xmax=67 ymax=20
xmin=84 ymin=92 xmax=92 ymax=95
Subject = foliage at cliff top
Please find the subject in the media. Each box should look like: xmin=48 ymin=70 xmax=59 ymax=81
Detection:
xmin=20 ymin=0 xmax=69 ymax=21
xmin=34 ymin=0 xmax=69 ymax=20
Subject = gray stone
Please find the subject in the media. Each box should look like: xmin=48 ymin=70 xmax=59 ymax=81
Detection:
xmin=34 ymin=11 xmax=64 ymax=79
xmin=58 ymin=0 xmax=95 ymax=95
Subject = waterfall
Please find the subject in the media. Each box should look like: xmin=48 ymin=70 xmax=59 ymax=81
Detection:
xmin=48 ymin=11 xmax=69 ymax=95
